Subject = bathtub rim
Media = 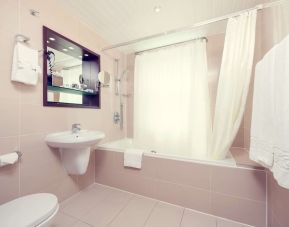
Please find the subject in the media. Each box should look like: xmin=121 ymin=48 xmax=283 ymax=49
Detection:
xmin=96 ymin=138 xmax=238 ymax=168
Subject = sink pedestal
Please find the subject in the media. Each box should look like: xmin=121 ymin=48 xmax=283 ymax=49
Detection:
xmin=60 ymin=148 xmax=91 ymax=175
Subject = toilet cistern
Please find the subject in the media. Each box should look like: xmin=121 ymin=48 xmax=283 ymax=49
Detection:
xmin=45 ymin=127 xmax=105 ymax=175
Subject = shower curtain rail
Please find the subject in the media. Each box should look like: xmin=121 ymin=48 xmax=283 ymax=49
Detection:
xmin=101 ymin=0 xmax=285 ymax=52
xmin=135 ymin=37 xmax=207 ymax=55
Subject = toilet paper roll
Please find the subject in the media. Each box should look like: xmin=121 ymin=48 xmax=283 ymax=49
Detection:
xmin=0 ymin=152 xmax=19 ymax=167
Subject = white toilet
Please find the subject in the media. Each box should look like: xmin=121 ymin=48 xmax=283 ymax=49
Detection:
xmin=0 ymin=193 xmax=59 ymax=227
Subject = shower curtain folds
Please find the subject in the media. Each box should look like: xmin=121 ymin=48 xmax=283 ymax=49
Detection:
xmin=210 ymin=10 xmax=257 ymax=159
xmin=133 ymin=39 xmax=211 ymax=159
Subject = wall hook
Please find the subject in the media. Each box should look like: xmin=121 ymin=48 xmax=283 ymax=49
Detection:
xmin=30 ymin=9 xmax=40 ymax=17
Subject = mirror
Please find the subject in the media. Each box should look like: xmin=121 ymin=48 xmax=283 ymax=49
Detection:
xmin=43 ymin=26 xmax=101 ymax=108
xmin=98 ymin=71 xmax=110 ymax=86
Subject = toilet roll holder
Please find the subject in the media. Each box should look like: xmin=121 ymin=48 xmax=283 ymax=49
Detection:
xmin=0 ymin=150 xmax=22 ymax=167
xmin=15 ymin=150 xmax=23 ymax=158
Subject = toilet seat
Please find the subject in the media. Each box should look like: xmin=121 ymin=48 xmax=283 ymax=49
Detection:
xmin=0 ymin=193 xmax=59 ymax=227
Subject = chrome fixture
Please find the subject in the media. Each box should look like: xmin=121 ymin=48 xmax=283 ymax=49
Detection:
xmin=113 ymin=112 xmax=121 ymax=124
xmin=15 ymin=34 xmax=43 ymax=53
xmin=29 ymin=9 xmax=40 ymax=17
xmin=114 ymin=59 xmax=129 ymax=130
xmin=72 ymin=123 xmax=81 ymax=134
xmin=15 ymin=34 xmax=30 ymax=43
xmin=15 ymin=150 xmax=23 ymax=159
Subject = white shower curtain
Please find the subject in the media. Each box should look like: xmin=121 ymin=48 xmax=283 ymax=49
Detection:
xmin=133 ymin=40 xmax=211 ymax=158
xmin=210 ymin=10 xmax=257 ymax=159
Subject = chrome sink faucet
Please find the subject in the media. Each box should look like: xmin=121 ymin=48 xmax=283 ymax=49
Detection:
xmin=72 ymin=123 xmax=81 ymax=134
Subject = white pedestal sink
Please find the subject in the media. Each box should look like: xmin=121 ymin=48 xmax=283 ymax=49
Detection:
xmin=45 ymin=130 xmax=105 ymax=175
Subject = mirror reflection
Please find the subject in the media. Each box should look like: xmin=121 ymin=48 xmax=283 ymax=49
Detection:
xmin=43 ymin=26 xmax=101 ymax=108
xmin=47 ymin=47 xmax=84 ymax=104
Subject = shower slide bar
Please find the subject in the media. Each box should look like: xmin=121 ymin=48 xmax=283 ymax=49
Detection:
xmin=101 ymin=0 xmax=285 ymax=52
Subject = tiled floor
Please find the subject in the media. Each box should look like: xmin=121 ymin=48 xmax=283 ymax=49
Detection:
xmin=52 ymin=184 xmax=253 ymax=227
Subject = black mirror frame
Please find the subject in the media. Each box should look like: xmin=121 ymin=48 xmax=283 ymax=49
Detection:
xmin=43 ymin=26 xmax=101 ymax=109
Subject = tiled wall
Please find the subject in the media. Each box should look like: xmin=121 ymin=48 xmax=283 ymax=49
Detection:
xmin=0 ymin=0 xmax=126 ymax=205
xmin=95 ymin=149 xmax=266 ymax=227
xmin=267 ymin=173 xmax=289 ymax=227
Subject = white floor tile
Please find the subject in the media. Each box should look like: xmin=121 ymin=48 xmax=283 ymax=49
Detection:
xmin=144 ymin=202 xmax=184 ymax=227
xmin=108 ymin=195 xmax=157 ymax=227
xmin=217 ymin=218 xmax=254 ymax=227
xmin=51 ymin=211 xmax=77 ymax=227
xmin=181 ymin=209 xmax=216 ymax=227
xmin=81 ymin=190 xmax=133 ymax=227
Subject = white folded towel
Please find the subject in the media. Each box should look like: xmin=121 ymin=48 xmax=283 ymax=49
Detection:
xmin=124 ymin=149 xmax=144 ymax=169
xmin=271 ymin=34 xmax=289 ymax=189
xmin=11 ymin=42 xmax=40 ymax=85
xmin=250 ymin=34 xmax=289 ymax=189
xmin=249 ymin=47 xmax=275 ymax=168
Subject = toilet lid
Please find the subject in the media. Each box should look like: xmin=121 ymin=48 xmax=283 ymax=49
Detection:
xmin=0 ymin=193 xmax=58 ymax=227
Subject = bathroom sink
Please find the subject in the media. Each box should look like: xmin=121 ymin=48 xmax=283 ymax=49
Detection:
xmin=45 ymin=130 xmax=105 ymax=149
xmin=45 ymin=129 xmax=105 ymax=175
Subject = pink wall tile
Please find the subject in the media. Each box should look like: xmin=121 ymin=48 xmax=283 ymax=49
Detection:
xmin=19 ymin=134 xmax=66 ymax=195
xmin=42 ymin=175 xmax=80 ymax=202
xmin=0 ymin=98 xmax=19 ymax=137
xmin=232 ymin=126 xmax=244 ymax=148
xmin=156 ymin=157 xmax=211 ymax=190
xmin=230 ymin=147 xmax=262 ymax=168
xmin=268 ymin=172 xmax=289 ymax=227
xmin=211 ymin=192 xmax=266 ymax=227
xmin=268 ymin=211 xmax=282 ymax=227
xmin=211 ymin=166 xmax=266 ymax=202
xmin=155 ymin=180 xmax=211 ymax=213
xmin=0 ymin=164 xmax=19 ymax=204
xmin=0 ymin=0 xmax=18 ymax=33
xmin=20 ymin=105 xmax=69 ymax=135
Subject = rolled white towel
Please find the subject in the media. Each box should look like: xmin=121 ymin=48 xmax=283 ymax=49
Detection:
xmin=124 ymin=149 xmax=144 ymax=169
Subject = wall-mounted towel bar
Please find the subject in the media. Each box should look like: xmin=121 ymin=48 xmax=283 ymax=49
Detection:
xmin=15 ymin=34 xmax=43 ymax=53
xmin=15 ymin=34 xmax=30 ymax=43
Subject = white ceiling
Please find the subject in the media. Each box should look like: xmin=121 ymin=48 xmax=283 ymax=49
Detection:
xmin=59 ymin=0 xmax=273 ymax=52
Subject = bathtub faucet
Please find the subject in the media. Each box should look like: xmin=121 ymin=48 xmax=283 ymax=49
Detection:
xmin=72 ymin=123 xmax=81 ymax=134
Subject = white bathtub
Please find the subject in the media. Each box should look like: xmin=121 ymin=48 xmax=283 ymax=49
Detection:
xmin=98 ymin=138 xmax=236 ymax=167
